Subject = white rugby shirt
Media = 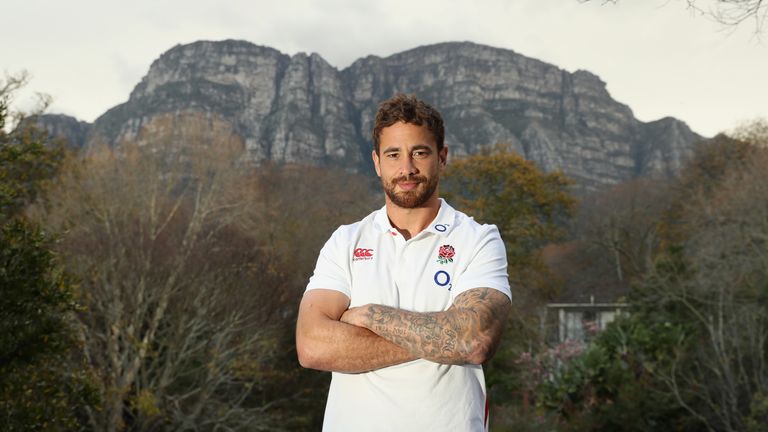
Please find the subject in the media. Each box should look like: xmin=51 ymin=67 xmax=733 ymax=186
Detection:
xmin=306 ymin=199 xmax=511 ymax=432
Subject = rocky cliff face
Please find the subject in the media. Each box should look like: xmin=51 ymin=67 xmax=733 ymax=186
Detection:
xmin=86 ymin=41 xmax=364 ymax=168
xmin=52 ymin=40 xmax=703 ymax=188
xmin=33 ymin=114 xmax=91 ymax=150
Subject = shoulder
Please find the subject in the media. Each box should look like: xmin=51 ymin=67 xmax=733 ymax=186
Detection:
xmin=444 ymin=205 xmax=507 ymax=269
xmin=450 ymin=207 xmax=503 ymax=244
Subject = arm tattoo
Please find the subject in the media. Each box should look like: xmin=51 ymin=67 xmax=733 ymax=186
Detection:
xmin=360 ymin=288 xmax=510 ymax=364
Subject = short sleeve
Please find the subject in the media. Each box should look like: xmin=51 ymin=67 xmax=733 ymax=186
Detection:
xmin=451 ymin=225 xmax=511 ymax=301
xmin=305 ymin=226 xmax=352 ymax=298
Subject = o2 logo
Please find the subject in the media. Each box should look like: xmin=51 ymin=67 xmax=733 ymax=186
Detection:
xmin=434 ymin=270 xmax=452 ymax=291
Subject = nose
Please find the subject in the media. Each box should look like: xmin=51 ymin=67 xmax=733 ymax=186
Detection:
xmin=400 ymin=154 xmax=418 ymax=176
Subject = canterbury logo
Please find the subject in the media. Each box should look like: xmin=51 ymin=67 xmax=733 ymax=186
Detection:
xmin=353 ymin=248 xmax=374 ymax=261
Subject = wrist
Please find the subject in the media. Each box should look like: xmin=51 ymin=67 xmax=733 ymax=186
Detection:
xmin=341 ymin=304 xmax=372 ymax=328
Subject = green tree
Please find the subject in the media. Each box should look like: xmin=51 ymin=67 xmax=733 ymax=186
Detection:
xmin=0 ymin=91 xmax=62 ymax=220
xmin=535 ymin=315 xmax=696 ymax=430
xmin=0 ymin=220 xmax=98 ymax=431
xmin=1 ymin=74 xmax=96 ymax=431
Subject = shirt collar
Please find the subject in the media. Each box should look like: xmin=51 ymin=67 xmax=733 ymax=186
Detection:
xmin=373 ymin=198 xmax=458 ymax=237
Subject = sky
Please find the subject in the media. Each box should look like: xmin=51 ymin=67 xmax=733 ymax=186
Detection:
xmin=2 ymin=0 xmax=766 ymax=138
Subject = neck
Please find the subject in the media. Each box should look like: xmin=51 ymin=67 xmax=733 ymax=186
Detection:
xmin=385 ymin=194 xmax=441 ymax=240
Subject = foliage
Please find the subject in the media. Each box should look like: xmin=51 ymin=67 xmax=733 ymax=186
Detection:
xmin=442 ymin=145 xmax=575 ymax=273
xmin=243 ymin=162 xmax=380 ymax=291
xmin=0 ymin=97 xmax=63 ymax=221
xmin=504 ymin=292 xmax=693 ymax=431
xmin=650 ymin=143 xmax=768 ymax=431
xmin=0 ymin=219 xmax=99 ymax=431
xmin=535 ymin=314 xmax=695 ymax=431
xmin=0 ymin=359 xmax=99 ymax=432
xmin=441 ymin=144 xmax=575 ymax=320
xmin=729 ymin=118 xmax=768 ymax=148
xmin=575 ymin=178 xmax=673 ymax=285
xmin=31 ymin=112 xmax=378 ymax=431
xmin=0 ymin=220 xmax=75 ymax=368
xmin=529 ymin=124 xmax=768 ymax=431
xmin=529 ymin=248 xmax=704 ymax=430
xmin=662 ymin=133 xmax=756 ymax=244
xmin=676 ymin=133 xmax=755 ymax=197
xmin=1 ymin=74 xmax=97 ymax=430
xmin=36 ymin=117 xmax=287 ymax=430
xmin=441 ymin=145 xmax=577 ymax=411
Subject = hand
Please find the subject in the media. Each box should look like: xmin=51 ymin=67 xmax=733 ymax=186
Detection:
xmin=340 ymin=305 xmax=368 ymax=327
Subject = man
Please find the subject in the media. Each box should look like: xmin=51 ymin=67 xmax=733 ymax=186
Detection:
xmin=296 ymin=94 xmax=511 ymax=431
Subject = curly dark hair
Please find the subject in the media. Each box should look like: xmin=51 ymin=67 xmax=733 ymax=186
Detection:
xmin=372 ymin=93 xmax=444 ymax=154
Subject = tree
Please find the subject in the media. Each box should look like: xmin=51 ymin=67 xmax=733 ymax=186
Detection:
xmin=533 ymin=125 xmax=768 ymax=431
xmin=440 ymin=145 xmax=576 ymax=420
xmin=0 ymin=220 xmax=98 ymax=431
xmin=241 ymin=162 xmax=380 ymax=293
xmin=575 ymin=177 xmax=673 ymax=285
xmin=644 ymin=145 xmax=768 ymax=431
xmin=1 ymin=73 xmax=96 ymax=430
xmin=532 ymin=299 xmax=696 ymax=431
xmin=442 ymin=145 xmax=576 ymax=287
xmin=730 ymin=118 xmax=768 ymax=147
xmin=442 ymin=145 xmax=575 ymax=310
xmin=701 ymin=0 xmax=767 ymax=31
xmin=36 ymin=114 xmax=292 ymax=431
xmin=664 ymin=132 xmax=758 ymax=244
xmin=582 ymin=0 xmax=768 ymax=33
xmin=34 ymin=112 xmax=379 ymax=431
xmin=0 ymin=74 xmax=62 ymax=221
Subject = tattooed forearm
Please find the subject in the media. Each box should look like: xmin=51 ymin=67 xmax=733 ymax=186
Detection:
xmin=367 ymin=310 xmax=462 ymax=361
xmin=348 ymin=288 xmax=511 ymax=365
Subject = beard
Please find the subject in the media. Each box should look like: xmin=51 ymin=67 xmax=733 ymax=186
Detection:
xmin=382 ymin=173 xmax=439 ymax=209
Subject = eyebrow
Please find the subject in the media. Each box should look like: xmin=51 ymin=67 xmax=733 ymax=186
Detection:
xmin=411 ymin=145 xmax=432 ymax=152
xmin=382 ymin=144 xmax=433 ymax=155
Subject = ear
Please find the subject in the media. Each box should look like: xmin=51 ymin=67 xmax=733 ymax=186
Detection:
xmin=439 ymin=146 xmax=448 ymax=168
xmin=372 ymin=150 xmax=382 ymax=177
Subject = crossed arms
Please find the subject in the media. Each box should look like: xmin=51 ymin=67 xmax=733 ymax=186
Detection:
xmin=295 ymin=287 xmax=511 ymax=373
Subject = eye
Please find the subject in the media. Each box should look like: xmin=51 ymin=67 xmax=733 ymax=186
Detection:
xmin=413 ymin=150 xmax=430 ymax=158
xmin=385 ymin=152 xmax=399 ymax=159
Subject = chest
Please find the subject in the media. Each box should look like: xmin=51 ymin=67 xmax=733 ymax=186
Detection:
xmin=348 ymin=232 xmax=465 ymax=312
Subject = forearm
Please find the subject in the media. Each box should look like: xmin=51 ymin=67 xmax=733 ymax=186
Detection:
xmin=346 ymin=305 xmax=484 ymax=364
xmin=342 ymin=288 xmax=510 ymax=365
xmin=297 ymin=308 xmax=415 ymax=373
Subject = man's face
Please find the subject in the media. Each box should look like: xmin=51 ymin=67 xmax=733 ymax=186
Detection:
xmin=372 ymin=122 xmax=447 ymax=209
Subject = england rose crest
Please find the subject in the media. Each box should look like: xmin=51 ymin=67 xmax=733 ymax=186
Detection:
xmin=437 ymin=245 xmax=455 ymax=264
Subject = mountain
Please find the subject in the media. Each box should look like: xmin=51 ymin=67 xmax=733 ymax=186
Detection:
xmin=33 ymin=114 xmax=90 ymax=150
xmin=43 ymin=40 xmax=703 ymax=189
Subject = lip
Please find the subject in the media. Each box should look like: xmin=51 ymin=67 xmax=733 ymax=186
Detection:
xmin=397 ymin=181 xmax=420 ymax=191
